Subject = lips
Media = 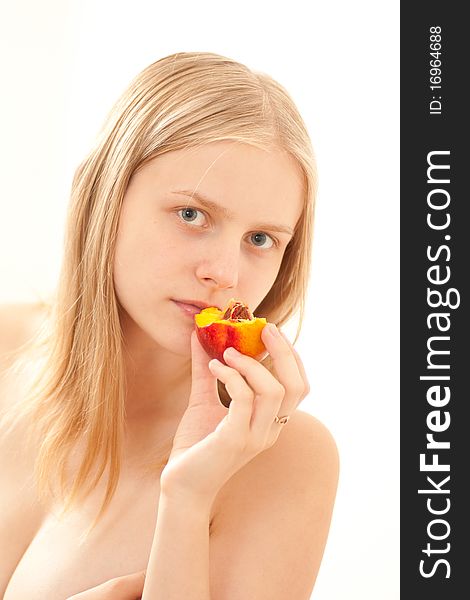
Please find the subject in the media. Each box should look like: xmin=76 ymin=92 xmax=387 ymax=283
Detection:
xmin=172 ymin=299 xmax=222 ymax=318
xmin=173 ymin=299 xmax=221 ymax=311
xmin=173 ymin=301 xmax=203 ymax=316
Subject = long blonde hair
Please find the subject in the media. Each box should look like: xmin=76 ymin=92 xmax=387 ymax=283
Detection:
xmin=0 ymin=52 xmax=317 ymax=531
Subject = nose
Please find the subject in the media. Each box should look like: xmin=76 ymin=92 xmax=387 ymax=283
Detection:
xmin=195 ymin=239 xmax=240 ymax=290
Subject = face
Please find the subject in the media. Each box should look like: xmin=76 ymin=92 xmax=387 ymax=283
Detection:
xmin=113 ymin=141 xmax=304 ymax=358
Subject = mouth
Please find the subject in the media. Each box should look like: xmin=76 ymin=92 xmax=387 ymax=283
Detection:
xmin=172 ymin=299 xmax=221 ymax=317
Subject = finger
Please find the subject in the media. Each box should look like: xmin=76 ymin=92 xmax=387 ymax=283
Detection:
xmin=221 ymin=346 xmax=285 ymax=435
xmin=117 ymin=569 xmax=146 ymax=594
xmin=208 ymin=359 xmax=254 ymax=432
xmin=279 ymin=331 xmax=311 ymax=403
xmin=261 ymin=324 xmax=307 ymax=408
xmin=67 ymin=570 xmax=146 ymax=599
xmin=189 ymin=330 xmax=219 ymax=403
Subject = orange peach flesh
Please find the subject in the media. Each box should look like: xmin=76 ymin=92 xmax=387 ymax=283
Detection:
xmin=194 ymin=306 xmax=268 ymax=364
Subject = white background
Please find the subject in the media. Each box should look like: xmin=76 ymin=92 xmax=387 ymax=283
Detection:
xmin=0 ymin=1 xmax=399 ymax=598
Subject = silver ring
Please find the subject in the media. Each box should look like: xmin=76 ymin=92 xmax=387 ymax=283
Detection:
xmin=274 ymin=415 xmax=290 ymax=425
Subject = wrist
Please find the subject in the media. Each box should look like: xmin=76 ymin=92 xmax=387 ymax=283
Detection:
xmin=158 ymin=486 xmax=215 ymax=518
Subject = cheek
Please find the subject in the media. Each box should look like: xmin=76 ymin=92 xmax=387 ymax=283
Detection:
xmin=113 ymin=234 xmax=137 ymax=309
xmin=113 ymin=223 xmax=184 ymax=300
xmin=256 ymin=253 xmax=284 ymax=284
xmin=242 ymin=260 xmax=283 ymax=307
xmin=113 ymin=221 xmax=156 ymax=303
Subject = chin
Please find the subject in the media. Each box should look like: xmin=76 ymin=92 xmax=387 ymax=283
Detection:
xmin=119 ymin=299 xmax=195 ymax=357
xmin=152 ymin=308 xmax=193 ymax=353
xmin=156 ymin=327 xmax=192 ymax=358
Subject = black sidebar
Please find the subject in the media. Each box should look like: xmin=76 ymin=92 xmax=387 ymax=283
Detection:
xmin=401 ymin=3 xmax=469 ymax=598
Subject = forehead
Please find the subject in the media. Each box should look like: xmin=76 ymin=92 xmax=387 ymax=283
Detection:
xmin=140 ymin=141 xmax=305 ymax=226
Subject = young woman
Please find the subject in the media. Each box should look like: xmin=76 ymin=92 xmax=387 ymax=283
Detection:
xmin=0 ymin=52 xmax=339 ymax=599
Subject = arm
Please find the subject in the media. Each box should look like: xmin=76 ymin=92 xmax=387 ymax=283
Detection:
xmin=142 ymin=412 xmax=338 ymax=600
xmin=142 ymin=493 xmax=212 ymax=599
xmin=65 ymin=497 xmax=213 ymax=600
xmin=139 ymin=325 xmax=337 ymax=599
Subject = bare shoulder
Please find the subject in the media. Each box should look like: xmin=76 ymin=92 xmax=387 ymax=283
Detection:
xmin=213 ymin=409 xmax=339 ymax=512
xmin=0 ymin=301 xmax=48 ymax=364
xmin=271 ymin=408 xmax=339 ymax=473
xmin=209 ymin=410 xmax=339 ymax=599
xmin=0 ymin=299 xmax=48 ymax=455
xmin=0 ymin=300 xmax=49 ymax=402
xmin=0 ymin=302 xmax=49 ymax=596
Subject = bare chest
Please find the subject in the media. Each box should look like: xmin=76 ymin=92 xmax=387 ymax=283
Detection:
xmin=4 ymin=472 xmax=161 ymax=600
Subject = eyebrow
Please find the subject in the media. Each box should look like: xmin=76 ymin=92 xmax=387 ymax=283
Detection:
xmin=170 ymin=190 xmax=295 ymax=236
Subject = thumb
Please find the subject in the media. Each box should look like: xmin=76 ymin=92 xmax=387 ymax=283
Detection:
xmin=189 ymin=330 xmax=219 ymax=401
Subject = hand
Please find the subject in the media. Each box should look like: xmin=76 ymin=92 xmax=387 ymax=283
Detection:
xmin=66 ymin=569 xmax=146 ymax=599
xmin=160 ymin=324 xmax=310 ymax=505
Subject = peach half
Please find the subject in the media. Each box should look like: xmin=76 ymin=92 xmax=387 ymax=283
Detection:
xmin=194 ymin=298 xmax=269 ymax=365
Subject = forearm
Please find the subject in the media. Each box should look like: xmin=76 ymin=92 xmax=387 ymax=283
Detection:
xmin=141 ymin=492 xmax=212 ymax=600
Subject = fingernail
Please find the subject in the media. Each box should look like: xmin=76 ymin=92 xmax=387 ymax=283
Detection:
xmin=209 ymin=358 xmax=223 ymax=369
xmin=224 ymin=346 xmax=239 ymax=360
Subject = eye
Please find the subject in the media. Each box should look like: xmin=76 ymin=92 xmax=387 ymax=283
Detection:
xmin=178 ymin=207 xmax=207 ymax=226
xmin=176 ymin=206 xmax=279 ymax=251
xmin=249 ymin=232 xmax=276 ymax=250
